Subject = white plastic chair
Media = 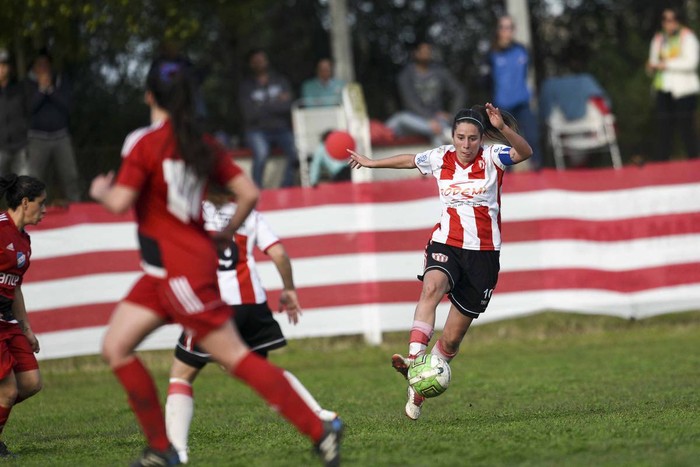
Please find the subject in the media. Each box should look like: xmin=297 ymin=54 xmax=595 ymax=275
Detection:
xmin=291 ymin=98 xmax=348 ymax=187
xmin=547 ymin=97 xmax=623 ymax=170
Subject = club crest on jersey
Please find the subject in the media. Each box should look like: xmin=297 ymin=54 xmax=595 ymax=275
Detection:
xmin=16 ymin=252 xmax=26 ymax=268
xmin=431 ymin=252 xmax=449 ymax=263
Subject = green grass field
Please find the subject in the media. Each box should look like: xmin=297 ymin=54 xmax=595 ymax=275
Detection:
xmin=4 ymin=311 xmax=700 ymax=466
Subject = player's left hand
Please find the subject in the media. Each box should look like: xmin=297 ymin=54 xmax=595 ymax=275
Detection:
xmin=485 ymin=102 xmax=506 ymax=131
xmin=279 ymin=289 xmax=301 ymax=325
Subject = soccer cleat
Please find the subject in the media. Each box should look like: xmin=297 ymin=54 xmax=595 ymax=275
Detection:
xmin=0 ymin=441 xmax=16 ymax=458
xmin=130 ymin=445 xmax=181 ymax=467
xmin=405 ymin=385 xmax=425 ymax=420
xmin=314 ymin=417 xmax=344 ymax=467
xmin=391 ymin=353 xmax=413 ymax=379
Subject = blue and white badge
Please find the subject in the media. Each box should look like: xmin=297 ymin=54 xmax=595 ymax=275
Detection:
xmin=16 ymin=252 xmax=26 ymax=268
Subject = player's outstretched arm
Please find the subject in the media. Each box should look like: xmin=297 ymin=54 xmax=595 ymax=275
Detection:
xmin=347 ymin=150 xmax=417 ymax=170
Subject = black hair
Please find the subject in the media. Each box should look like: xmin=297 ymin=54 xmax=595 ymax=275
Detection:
xmin=146 ymin=58 xmax=214 ymax=178
xmin=451 ymin=105 xmax=519 ymax=145
xmin=0 ymin=174 xmax=46 ymax=209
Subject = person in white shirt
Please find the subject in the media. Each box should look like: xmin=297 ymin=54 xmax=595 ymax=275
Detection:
xmin=348 ymin=103 xmax=532 ymax=420
xmin=165 ymin=191 xmax=337 ymax=463
xmin=646 ymin=7 xmax=700 ymax=161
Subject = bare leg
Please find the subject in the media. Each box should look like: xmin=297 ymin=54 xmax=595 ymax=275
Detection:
xmin=102 ymin=302 xmax=171 ymax=452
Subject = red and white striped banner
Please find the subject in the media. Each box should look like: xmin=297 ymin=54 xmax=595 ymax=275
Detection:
xmin=25 ymin=159 xmax=700 ymax=359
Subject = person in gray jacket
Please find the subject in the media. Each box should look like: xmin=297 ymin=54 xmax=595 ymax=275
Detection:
xmin=386 ymin=41 xmax=466 ymax=146
xmin=26 ymin=49 xmax=81 ymax=203
xmin=238 ymin=49 xmax=298 ymax=188
xmin=0 ymin=49 xmax=28 ymax=177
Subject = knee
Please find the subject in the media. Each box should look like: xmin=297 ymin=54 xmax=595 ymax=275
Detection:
xmin=20 ymin=378 xmax=42 ymax=400
xmin=420 ymin=280 xmax=447 ymax=303
xmin=101 ymin=340 xmax=128 ymax=369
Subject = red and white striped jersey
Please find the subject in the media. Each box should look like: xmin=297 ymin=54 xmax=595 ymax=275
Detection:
xmin=415 ymin=144 xmax=511 ymax=251
xmin=202 ymin=200 xmax=280 ymax=305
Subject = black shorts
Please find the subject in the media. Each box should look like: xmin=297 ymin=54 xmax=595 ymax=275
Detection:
xmin=420 ymin=241 xmax=500 ymax=319
xmin=175 ymin=302 xmax=287 ymax=368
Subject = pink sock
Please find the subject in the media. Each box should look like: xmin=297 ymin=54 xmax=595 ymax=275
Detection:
xmin=408 ymin=320 xmax=434 ymax=357
xmin=431 ymin=339 xmax=457 ymax=362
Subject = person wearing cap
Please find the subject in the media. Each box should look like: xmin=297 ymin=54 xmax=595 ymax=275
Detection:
xmin=26 ymin=49 xmax=81 ymax=203
xmin=0 ymin=49 xmax=29 ymax=178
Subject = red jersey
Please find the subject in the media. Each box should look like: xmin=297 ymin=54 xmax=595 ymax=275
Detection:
xmin=0 ymin=212 xmax=31 ymax=323
xmin=116 ymin=119 xmax=242 ymax=279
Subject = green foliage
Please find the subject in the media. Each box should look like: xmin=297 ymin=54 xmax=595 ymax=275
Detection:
xmin=5 ymin=311 xmax=700 ymax=466
xmin=2 ymin=0 xmax=700 ymax=184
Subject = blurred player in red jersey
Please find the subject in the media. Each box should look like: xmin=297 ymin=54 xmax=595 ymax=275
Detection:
xmin=90 ymin=59 xmax=343 ymax=467
xmin=349 ymin=103 xmax=532 ymax=420
xmin=0 ymin=174 xmax=46 ymax=457
xmin=165 ymin=189 xmax=337 ymax=463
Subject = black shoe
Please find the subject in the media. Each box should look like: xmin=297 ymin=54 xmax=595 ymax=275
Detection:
xmin=314 ymin=417 xmax=344 ymax=467
xmin=0 ymin=441 xmax=15 ymax=458
xmin=130 ymin=445 xmax=181 ymax=467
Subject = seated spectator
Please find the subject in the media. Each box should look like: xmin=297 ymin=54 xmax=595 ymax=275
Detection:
xmin=309 ymin=130 xmax=351 ymax=187
xmin=386 ymin=41 xmax=466 ymax=147
xmin=0 ymin=48 xmax=28 ymax=176
xmin=238 ymin=49 xmax=298 ymax=188
xmin=301 ymin=58 xmax=346 ymax=107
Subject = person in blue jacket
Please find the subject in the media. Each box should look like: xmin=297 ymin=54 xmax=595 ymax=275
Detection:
xmin=482 ymin=15 xmax=542 ymax=170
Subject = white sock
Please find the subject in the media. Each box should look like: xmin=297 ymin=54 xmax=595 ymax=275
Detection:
xmin=283 ymin=370 xmax=337 ymax=420
xmin=165 ymin=378 xmax=194 ymax=464
xmin=430 ymin=340 xmax=457 ymax=363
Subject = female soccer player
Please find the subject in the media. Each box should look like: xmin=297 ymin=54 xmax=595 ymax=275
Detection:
xmin=90 ymin=59 xmax=342 ymax=466
xmin=349 ymin=103 xmax=532 ymax=420
xmin=0 ymin=174 xmax=46 ymax=457
xmin=166 ymin=190 xmax=337 ymax=463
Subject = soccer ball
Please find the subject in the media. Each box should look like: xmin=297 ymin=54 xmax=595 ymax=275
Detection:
xmin=407 ymin=354 xmax=451 ymax=398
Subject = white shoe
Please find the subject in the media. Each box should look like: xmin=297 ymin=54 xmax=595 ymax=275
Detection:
xmin=176 ymin=449 xmax=189 ymax=464
xmin=405 ymin=385 xmax=425 ymax=420
xmin=318 ymin=409 xmax=339 ymax=422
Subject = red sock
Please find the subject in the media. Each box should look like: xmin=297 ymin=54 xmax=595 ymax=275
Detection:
xmin=0 ymin=405 xmax=11 ymax=437
xmin=114 ymin=357 xmax=170 ymax=451
xmin=233 ymin=352 xmax=324 ymax=442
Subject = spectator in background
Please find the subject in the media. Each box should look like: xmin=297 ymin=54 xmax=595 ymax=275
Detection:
xmin=239 ymin=49 xmax=298 ymax=188
xmin=646 ymin=7 xmax=700 ymax=161
xmin=0 ymin=49 xmax=28 ymax=177
xmin=386 ymin=41 xmax=466 ymax=147
xmin=482 ymin=15 xmax=542 ymax=170
xmin=26 ymin=49 xmax=81 ymax=204
xmin=301 ymin=58 xmax=345 ymax=107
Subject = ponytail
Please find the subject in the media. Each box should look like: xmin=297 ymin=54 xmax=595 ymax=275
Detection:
xmin=452 ymin=105 xmax=520 ymax=145
xmin=146 ymin=59 xmax=214 ymax=179
xmin=0 ymin=174 xmax=46 ymax=209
